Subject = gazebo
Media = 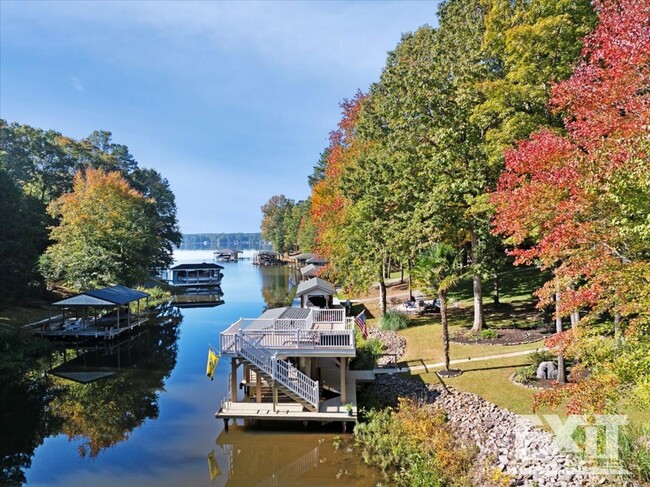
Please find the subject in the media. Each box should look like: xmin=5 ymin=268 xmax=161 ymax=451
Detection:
xmin=295 ymin=277 xmax=337 ymax=308
xmin=40 ymin=285 xmax=150 ymax=339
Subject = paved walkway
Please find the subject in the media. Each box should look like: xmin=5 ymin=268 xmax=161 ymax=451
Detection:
xmin=379 ymin=347 xmax=545 ymax=375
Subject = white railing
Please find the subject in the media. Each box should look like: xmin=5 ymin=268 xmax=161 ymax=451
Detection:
xmin=221 ymin=328 xmax=354 ymax=353
xmin=313 ymin=308 xmax=345 ymax=324
xmin=235 ymin=334 xmax=319 ymax=410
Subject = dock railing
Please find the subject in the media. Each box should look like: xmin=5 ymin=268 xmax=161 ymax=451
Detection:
xmin=235 ymin=334 xmax=319 ymax=410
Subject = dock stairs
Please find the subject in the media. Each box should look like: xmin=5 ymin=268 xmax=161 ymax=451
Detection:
xmin=236 ymin=334 xmax=319 ymax=412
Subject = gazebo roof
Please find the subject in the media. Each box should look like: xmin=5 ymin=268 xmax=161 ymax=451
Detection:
xmin=295 ymin=277 xmax=336 ymax=297
xmin=52 ymin=285 xmax=149 ymax=307
xmin=170 ymin=262 xmax=224 ymax=271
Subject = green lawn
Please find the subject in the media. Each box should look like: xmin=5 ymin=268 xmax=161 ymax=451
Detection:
xmin=0 ymin=304 xmax=51 ymax=331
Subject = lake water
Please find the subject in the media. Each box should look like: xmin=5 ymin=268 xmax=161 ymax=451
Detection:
xmin=5 ymin=251 xmax=379 ymax=486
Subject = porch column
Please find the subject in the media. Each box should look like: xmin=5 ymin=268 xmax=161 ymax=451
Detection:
xmin=340 ymin=357 xmax=347 ymax=405
xmin=231 ymin=358 xmax=238 ymax=403
xmin=256 ymin=373 xmax=262 ymax=403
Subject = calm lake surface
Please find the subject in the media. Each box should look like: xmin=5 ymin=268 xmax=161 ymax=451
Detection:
xmin=9 ymin=251 xmax=379 ymax=486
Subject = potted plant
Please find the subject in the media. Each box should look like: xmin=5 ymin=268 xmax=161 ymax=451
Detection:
xmin=344 ymin=403 xmax=353 ymax=416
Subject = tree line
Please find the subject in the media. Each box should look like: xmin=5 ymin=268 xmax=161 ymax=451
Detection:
xmin=262 ymin=0 xmax=649 ymax=413
xmin=0 ymin=121 xmax=181 ymax=301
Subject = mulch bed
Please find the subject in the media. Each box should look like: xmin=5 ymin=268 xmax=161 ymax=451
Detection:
xmin=451 ymin=327 xmax=553 ymax=346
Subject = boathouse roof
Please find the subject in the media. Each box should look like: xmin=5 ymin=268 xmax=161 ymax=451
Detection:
xmin=170 ymin=262 xmax=224 ymax=270
xmin=300 ymin=264 xmax=318 ymax=277
xmin=294 ymin=252 xmax=315 ymax=261
xmin=52 ymin=285 xmax=149 ymax=307
xmin=306 ymin=255 xmax=327 ymax=265
xmin=296 ymin=277 xmax=336 ymax=297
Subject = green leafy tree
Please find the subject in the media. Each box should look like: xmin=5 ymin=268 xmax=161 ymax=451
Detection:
xmin=411 ymin=244 xmax=464 ymax=371
xmin=40 ymin=168 xmax=159 ymax=290
xmin=260 ymin=195 xmax=295 ymax=253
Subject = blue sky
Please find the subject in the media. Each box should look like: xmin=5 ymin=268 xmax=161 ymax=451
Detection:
xmin=1 ymin=1 xmax=439 ymax=233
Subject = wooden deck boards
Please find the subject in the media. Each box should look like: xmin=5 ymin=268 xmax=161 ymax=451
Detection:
xmin=36 ymin=318 xmax=148 ymax=339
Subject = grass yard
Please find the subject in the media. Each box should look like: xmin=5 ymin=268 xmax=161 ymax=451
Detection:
xmin=0 ymin=304 xmax=51 ymax=331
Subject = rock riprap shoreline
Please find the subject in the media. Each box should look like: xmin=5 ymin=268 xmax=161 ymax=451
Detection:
xmin=360 ymin=375 xmax=625 ymax=486
xmin=366 ymin=329 xmax=406 ymax=366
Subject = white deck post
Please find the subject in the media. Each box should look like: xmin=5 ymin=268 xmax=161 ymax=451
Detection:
xmin=340 ymin=357 xmax=347 ymax=405
xmin=256 ymin=372 xmax=262 ymax=403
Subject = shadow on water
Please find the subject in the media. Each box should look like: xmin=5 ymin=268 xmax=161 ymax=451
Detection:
xmin=0 ymin=308 xmax=183 ymax=484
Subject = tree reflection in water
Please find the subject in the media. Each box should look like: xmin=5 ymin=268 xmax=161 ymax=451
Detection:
xmin=259 ymin=266 xmax=298 ymax=309
xmin=0 ymin=308 xmax=182 ymax=483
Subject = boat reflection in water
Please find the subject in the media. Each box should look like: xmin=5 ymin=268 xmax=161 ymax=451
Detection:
xmin=171 ymin=287 xmax=225 ymax=309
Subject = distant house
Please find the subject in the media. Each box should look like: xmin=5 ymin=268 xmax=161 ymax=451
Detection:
xmin=253 ymin=251 xmax=282 ymax=265
xmin=295 ymin=277 xmax=338 ymax=308
xmin=170 ymin=263 xmax=224 ymax=287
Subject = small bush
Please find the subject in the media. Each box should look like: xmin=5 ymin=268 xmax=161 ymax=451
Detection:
xmin=529 ymin=350 xmax=556 ymax=367
xmin=351 ymin=337 xmax=385 ymax=370
xmin=619 ymin=424 xmax=650 ymax=483
xmin=513 ymin=365 xmax=537 ymax=384
xmin=480 ymin=329 xmax=499 ymax=340
xmin=380 ymin=311 xmax=409 ymax=331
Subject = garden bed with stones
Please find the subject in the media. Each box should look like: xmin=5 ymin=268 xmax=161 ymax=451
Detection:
xmin=451 ymin=327 xmax=552 ymax=346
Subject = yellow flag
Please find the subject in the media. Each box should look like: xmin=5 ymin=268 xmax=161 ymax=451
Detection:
xmin=206 ymin=346 xmax=219 ymax=380
xmin=207 ymin=449 xmax=221 ymax=481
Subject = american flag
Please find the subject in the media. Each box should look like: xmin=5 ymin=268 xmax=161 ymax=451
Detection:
xmin=355 ymin=311 xmax=368 ymax=338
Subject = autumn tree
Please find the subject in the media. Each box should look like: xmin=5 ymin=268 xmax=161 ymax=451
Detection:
xmin=40 ymin=168 xmax=159 ymax=290
xmin=492 ymin=0 xmax=650 ymax=410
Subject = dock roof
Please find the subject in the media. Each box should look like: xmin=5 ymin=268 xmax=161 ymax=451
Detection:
xmin=306 ymin=256 xmax=327 ymax=265
xmin=170 ymin=262 xmax=224 ymax=270
xmin=300 ymin=264 xmax=317 ymax=277
xmin=52 ymin=285 xmax=149 ymax=307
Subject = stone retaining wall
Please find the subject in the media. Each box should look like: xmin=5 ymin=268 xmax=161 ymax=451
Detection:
xmin=361 ymin=375 xmax=621 ymax=486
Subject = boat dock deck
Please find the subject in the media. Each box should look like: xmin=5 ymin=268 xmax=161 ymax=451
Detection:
xmin=36 ymin=318 xmax=149 ymax=340
xmin=216 ymin=372 xmax=358 ymax=424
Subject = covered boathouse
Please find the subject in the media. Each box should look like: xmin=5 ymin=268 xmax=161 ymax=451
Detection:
xmin=170 ymin=262 xmax=224 ymax=288
xmin=37 ymin=285 xmax=149 ymax=340
xmin=216 ymin=300 xmax=358 ymax=427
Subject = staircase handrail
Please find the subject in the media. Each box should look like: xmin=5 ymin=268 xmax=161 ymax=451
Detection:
xmin=235 ymin=333 xmax=319 ymax=410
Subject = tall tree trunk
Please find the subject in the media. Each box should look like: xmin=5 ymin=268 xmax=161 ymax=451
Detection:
xmin=470 ymin=230 xmax=485 ymax=332
xmin=408 ymin=260 xmax=413 ymax=300
xmin=440 ymin=291 xmax=450 ymax=371
xmin=555 ymin=291 xmax=567 ymax=384
xmin=493 ymin=272 xmax=500 ymax=305
xmin=400 ymin=263 xmax=404 ymax=285
xmin=379 ymin=262 xmax=387 ymax=315
xmin=570 ymin=309 xmax=580 ymax=328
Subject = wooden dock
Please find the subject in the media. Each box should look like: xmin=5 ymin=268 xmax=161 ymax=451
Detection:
xmin=216 ymin=370 xmax=359 ymax=424
xmin=36 ymin=318 xmax=149 ymax=340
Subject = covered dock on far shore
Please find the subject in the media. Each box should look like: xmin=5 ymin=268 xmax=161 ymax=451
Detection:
xmin=37 ymin=285 xmax=149 ymax=340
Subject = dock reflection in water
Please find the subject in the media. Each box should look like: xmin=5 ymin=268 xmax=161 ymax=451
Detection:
xmin=210 ymin=424 xmax=379 ymax=487
xmin=172 ymin=287 xmax=225 ymax=309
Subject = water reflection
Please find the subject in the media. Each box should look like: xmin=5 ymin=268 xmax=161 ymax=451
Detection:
xmin=210 ymin=425 xmax=378 ymax=487
xmin=49 ymin=316 xmax=180 ymax=457
xmin=259 ymin=266 xmax=299 ymax=309
xmin=0 ymin=312 xmax=182 ymax=482
xmin=172 ymin=288 xmax=225 ymax=309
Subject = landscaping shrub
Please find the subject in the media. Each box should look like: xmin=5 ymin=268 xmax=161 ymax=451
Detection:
xmin=619 ymin=424 xmax=650 ymax=483
xmin=380 ymin=311 xmax=409 ymax=331
xmin=351 ymin=337 xmax=385 ymax=370
xmin=480 ymin=329 xmax=499 ymax=340
xmin=529 ymin=350 xmax=556 ymax=367
xmin=513 ymin=365 xmax=537 ymax=385
xmin=355 ymin=398 xmax=475 ymax=486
